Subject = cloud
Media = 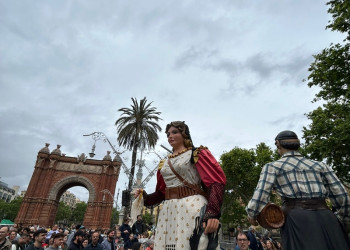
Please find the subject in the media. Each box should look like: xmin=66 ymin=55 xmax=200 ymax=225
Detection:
xmin=0 ymin=0 xmax=343 ymax=204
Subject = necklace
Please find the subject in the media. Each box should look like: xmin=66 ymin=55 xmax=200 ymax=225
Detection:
xmin=168 ymin=147 xmax=192 ymax=158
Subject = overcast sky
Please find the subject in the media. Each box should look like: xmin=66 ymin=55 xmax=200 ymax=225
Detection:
xmin=0 ymin=0 xmax=344 ymax=206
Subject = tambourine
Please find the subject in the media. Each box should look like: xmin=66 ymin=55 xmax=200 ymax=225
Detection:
xmin=257 ymin=203 xmax=285 ymax=229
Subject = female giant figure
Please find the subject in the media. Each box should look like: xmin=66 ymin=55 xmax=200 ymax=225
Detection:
xmin=134 ymin=121 xmax=226 ymax=249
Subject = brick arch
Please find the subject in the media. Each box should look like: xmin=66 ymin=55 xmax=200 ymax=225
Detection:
xmin=48 ymin=175 xmax=96 ymax=202
xmin=15 ymin=150 xmax=121 ymax=229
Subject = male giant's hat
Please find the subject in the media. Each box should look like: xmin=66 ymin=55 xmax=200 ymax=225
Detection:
xmin=275 ymin=130 xmax=298 ymax=141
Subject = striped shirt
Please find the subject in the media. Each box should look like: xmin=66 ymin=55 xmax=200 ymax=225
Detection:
xmin=246 ymin=151 xmax=350 ymax=223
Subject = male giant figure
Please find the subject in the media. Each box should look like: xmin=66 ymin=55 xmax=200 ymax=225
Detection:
xmin=246 ymin=130 xmax=350 ymax=250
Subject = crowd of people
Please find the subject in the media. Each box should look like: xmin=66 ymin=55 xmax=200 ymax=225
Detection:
xmin=231 ymin=227 xmax=282 ymax=250
xmin=0 ymin=218 xmax=154 ymax=250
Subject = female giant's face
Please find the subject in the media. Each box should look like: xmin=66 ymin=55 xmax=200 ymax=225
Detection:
xmin=166 ymin=126 xmax=185 ymax=149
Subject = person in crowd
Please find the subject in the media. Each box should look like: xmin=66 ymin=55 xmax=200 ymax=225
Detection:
xmin=236 ymin=232 xmax=251 ymax=250
xmin=101 ymin=230 xmax=114 ymax=250
xmin=22 ymin=229 xmax=30 ymax=237
xmin=114 ymin=230 xmax=123 ymax=245
xmin=81 ymin=239 xmax=88 ymax=249
xmin=46 ymin=233 xmax=64 ymax=250
xmin=138 ymin=232 xmax=148 ymax=244
xmin=22 ymin=234 xmax=31 ymax=249
xmin=131 ymin=216 xmax=146 ymax=237
xmin=66 ymin=226 xmax=81 ymax=248
xmin=119 ymin=220 xmax=131 ymax=243
xmin=67 ymin=231 xmax=85 ymax=250
xmin=265 ymin=239 xmax=276 ymax=250
xmin=134 ymin=121 xmax=226 ymax=249
xmin=84 ymin=232 xmax=103 ymax=250
xmin=61 ymin=235 xmax=68 ymax=250
xmin=130 ymin=242 xmax=142 ymax=250
xmin=0 ymin=226 xmax=11 ymax=250
xmin=11 ymin=234 xmax=29 ymax=250
xmin=78 ymin=227 xmax=86 ymax=235
xmin=8 ymin=230 xmax=18 ymax=242
xmin=144 ymin=239 xmax=153 ymax=250
xmin=246 ymin=130 xmax=350 ymax=249
xmin=123 ymin=234 xmax=137 ymax=250
xmin=24 ymin=229 xmax=47 ymax=250
xmin=275 ymin=241 xmax=282 ymax=250
xmin=42 ymin=236 xmax=51 ymax=248
xmin=247 ymin=227 xmax=259 ymax=250
xmin=46 ymin=226 xmax=59 ymax=243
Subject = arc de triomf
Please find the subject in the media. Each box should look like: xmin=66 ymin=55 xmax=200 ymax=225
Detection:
xmin=15 ymin=143 xmax=121 ymax=229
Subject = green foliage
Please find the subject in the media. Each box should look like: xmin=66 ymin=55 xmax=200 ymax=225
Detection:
xmin=55 ymin=202 xmax=72 ymax=223
xmin=326 ymin=0 xmax=350 ymax=40
xmin=142 ymin=212 xmax=153 ymax=225
xmin=303 ymin=2 xmax=350 ymax=184
xmin=221 ymin=147 xmax=258 ymax=203
xmin=220 ymin=143 xmax=274 ymax=227
xmin=0 ymin=197 xmax=23 ymax=221
xmin=110 ymin=208 xmax=119 ymax=227
xmin=221 ymin=198 xmax=247 ymax=228
xmin=303 ymin=103 xmax=350 ymax=183
xmin=307 ymin=43 xmax=350 ymax=104
xmin=71 ymin=202 xmax=87 ymax=224
xmin=115 ymin=97 xmax=162 ymax=192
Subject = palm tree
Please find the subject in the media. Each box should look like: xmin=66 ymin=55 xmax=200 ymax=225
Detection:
xmin=115 ymin=97 xmax=162 ymax=192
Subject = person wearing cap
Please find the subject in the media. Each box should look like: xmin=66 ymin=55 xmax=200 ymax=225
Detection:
xmin=133 ymin=121 xmax=226 ymax=249
xmin=246 ymin=130 xmax=350 ymax=249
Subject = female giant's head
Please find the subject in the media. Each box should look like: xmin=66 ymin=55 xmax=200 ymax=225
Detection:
xmin=165 ymin=121 xmax=193 ymax=148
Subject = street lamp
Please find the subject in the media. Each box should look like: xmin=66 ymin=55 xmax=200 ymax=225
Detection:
xmin=89 ymin=142 xmax=96 ymax=158
xmin=83 ymin=132 xmax=133 ymax=183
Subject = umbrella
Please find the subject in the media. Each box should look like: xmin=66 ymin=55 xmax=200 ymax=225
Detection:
xmin=0 ymin=219 xmax=14 ymax=225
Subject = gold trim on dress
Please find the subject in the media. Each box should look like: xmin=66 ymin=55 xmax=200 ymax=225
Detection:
xmin=193 ymin=145 xmax=208 ymax=164
xmin=168 ymin=147 xmax=192 ymax=158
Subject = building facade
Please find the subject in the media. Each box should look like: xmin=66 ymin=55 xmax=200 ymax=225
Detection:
xmin=0 ymin=181 xmax=17 ymax=202
xmin=60 ymin=191 xmax=80 ymax=208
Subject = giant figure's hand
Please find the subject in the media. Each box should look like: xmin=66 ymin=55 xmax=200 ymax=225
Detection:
xmin=247 ymin=216 xmax=258 ymax=226
xmin=133 ymin=188 xmax=143 ymax=198
xmin=203 ymin=218 xmax=219 ymax=234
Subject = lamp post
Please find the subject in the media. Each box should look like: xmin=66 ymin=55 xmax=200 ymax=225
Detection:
xmin=84 ymin=132 xmax=172 ymax=219
xmin=83 ymin=132 xmax=134 ymax=184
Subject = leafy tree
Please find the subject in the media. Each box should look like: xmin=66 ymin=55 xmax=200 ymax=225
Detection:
xmin=110 ymin=208 xmax=119 ymax=227
xmin=326 ymin=0 xmax=350 ymax=40
xmin=71 ymin=202 xmax=87 ymax=224
xmin=220 ymin=143 xmax=274 ymax=227
xmin=303 ymin=0 xmax=350 ymax=184
xmin=55 ymin=202 xmax=72 ymax=224
xmin=7 ymin=197 xmax=23 ymax=221
xmin=115 ymin=97 xmax=162 ymax=215
xmin=0 ymin=199 xmax=7 ymax=220
xmin=142 ymin=211 xmax=153 ymax=225
xmin=0 ymin=197 xmax=23 ymax=221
